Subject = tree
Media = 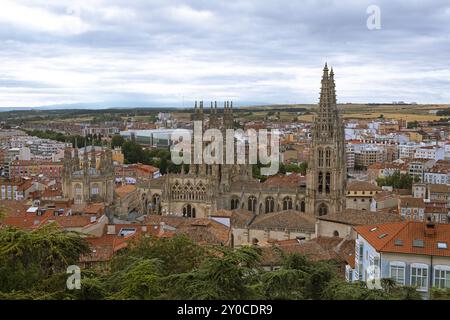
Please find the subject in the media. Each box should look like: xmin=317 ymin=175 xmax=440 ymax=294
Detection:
xmin=165 ymin=246 xmax=262 ymax=300
xmin=111 ymin=135 xmax=125 ymax=148
xmin=376 ymin=171 xmax=415 ymax=190
xmin=430 ymin=288 xmax=450 ymax=300
xmin=0 ymin=224 xmax=90 ymax=294
xmin=122 ymin=140 xmax=145 ymax=164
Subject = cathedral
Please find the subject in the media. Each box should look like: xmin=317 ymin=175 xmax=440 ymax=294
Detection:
xmin=62 ymin=144 xmax=115 ymax=207
xmin=137 ymin=64 xmax=347 ymax=218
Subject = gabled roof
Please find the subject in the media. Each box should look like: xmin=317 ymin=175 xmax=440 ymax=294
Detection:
xmin=399 ymin=197 xmax=425 ymax=208
xmin=355 ymin=221 xmax=450 ymax=257
xmin=115 ymin=184 xmax=137 ymax=198
xmin=318 ymin=209 xmax=402 ymax=226
xmin=250 ymin=210 xmax=315 ymax=232
xmin=347 ymin=181 xmax=381 ymax=192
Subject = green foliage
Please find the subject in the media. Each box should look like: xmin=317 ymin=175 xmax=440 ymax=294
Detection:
xmin=280 ymin=162 xmax=308 ymax=175
xmin=0 ymin=224 xmax=90 ymax=294
xmin=436 ymin=108 xmax=450 ymax=116
xmin=376 ymin=171 xmax=417 ymax=190
xmin=25 ymin=129 xmax=100 ymax=148
xmin=121 ymin=139 xmax=180 ymax=174
xmin=0 ymin=226 xmax=439 ymax=300
xmin=111 ymin=135 xmax=125 ymax=148
xmin=407 ymin=120 xmax=420 ymax=129
xmin=91 ymin=114 xmax=122 ymax=124
xmin=430 ymin=288 xmax=450 ymax=300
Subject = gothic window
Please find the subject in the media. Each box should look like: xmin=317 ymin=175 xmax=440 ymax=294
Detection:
xmin=91 ymin=183 xmax=100 ymax=195
xmin=300 ymin=200 xmax=306 ymax=212
xmin=326 ymin=148 xmax=331 ymax=167
xmin=172 ymin=182 xmax=181 ymax=200
xmin=182 ymin=204 xmax=196 ymax=218
xmin=318 ymin=148 xmax=323 ymax=167
xmin=75 ymin=183 xmax=82 ymax=195
xmin=265 ymin=197 xmax=275 ymax=213
xmin=318 ymin=203 xmax=328 ymax=216
xmin=231 ymin=197 xmax=240 ymax=210
xmin=318 ymin=171 xmax=323 ymax=193
xmin=152 ymin=194 xmax=160 ymax=205
xmin=196 ymin=182 xmax=206 ymax=201
xmin=283 ymin=196 xmax=293 ymax=210
xmin=248 ymin=196 xmax=257 ymax=213
xmin=326 ymin=172 xmax=331 ymax=194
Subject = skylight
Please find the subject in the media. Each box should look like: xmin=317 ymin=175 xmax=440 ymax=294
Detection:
xmin=119 ymin=228 xmax=137 ymax=237
xmin=378 ymin=233 xmax=388 ymax=239
xmin=370 ymin=227 xmax=378 ymax=232
xmin=394 ymin=239 xmax=404 ymax=246
xmin=413 ymin=239 xmax=424 ymax=248
xmin=437 ymin=242 xmax=448 ymax=249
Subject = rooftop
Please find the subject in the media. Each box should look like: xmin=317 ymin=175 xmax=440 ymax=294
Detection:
xmin=318 ymin=209 xmax=402 ymax=226
xmin=355 ymin=221 xmax=450 ymax=257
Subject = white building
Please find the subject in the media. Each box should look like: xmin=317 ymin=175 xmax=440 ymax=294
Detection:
xmin=415 ymin=146 xmax=445 ymax=161
xmin=351 ymin=221 xmax=450 ymax=299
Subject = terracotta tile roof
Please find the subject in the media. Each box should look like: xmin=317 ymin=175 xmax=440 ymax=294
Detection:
xmin=48 ymin=215 xmax=94 ymax=228
xmin=80 ymin=234 xmax=130 ymax=263
xmin=428 ymin=184 xmax=450 ymax=194
xmin=399 ymin=197 xmax=425 ymax=208
xmin=263 ymin=174 xmax=305 ymax=188
xmin=41 ymin=189 xmax=63 ymax=198
xmin=210 ymin=209 xmax=233 ymax=218
xmin=143 ymin=216 xmax=231 ymax=245
xmin=230 ymin=209 xmax=255 ymax=228
xmin=318 ymin=209 xmax=402 ymax=226
xmin=175 ymin=219 xmax=230 ymax=245
xmin=0 ymin=200 xmax=30 ymax=216
xmin=373 ymin=191 xmax=398 ymax=202
xmin=355 ymin=221 xmax=450 ymax=257
xmin=260 ymin=236 xmax=354 ymax=266
xmin=84 ymin=202 xmax=105 ymax=215
xmin=1 ymin=213 xmax=50 ymax=230
xmin=115 ymin=184 xmax=137 ymax=198
xmin=347 ymin=181 xmax=381 ymax=191
xmin=250 ymin=210 xmax=316 ymax=232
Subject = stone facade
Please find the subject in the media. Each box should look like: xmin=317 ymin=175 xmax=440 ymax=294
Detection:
xmin=62 ymin=145 xmax=115 ymax=207
xmin=137 ymin=65 xmax=347 ymax=219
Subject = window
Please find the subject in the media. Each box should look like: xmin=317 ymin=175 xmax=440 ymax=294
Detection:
xmin=437 ymin=242 xmax=448 ymax=249
xmin=411 ymin=264 xmax=428 ymax=291
xmin=390 ymin=262 xmax=406 ymax=286
xmin=434 ymin=266 xmax=450 ymax=289
xmin=318 ymin=203 xmax=328 ymax=216
xmin=283 ymin=197 xmax=293 ymax=210
xmin=248 ymin=196 xmax=257 ymax=213
xmin=265 ymin=197 xmax=275 ymax=213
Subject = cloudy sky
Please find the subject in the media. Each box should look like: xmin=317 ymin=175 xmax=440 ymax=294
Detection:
xmin=0 ymin=0 xmax=449 ymax=108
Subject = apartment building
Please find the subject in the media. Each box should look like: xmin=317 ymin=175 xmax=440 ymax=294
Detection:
xmin=352 ymin=221 xmax=450 ymax=299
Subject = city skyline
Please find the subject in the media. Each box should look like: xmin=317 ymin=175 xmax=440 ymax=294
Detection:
xmin=0 ymin=0 xmax=450 ymax=108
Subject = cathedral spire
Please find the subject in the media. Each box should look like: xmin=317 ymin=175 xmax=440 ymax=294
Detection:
xmin=329 ymin=67 xmax=337 ymax=107
xmin=306 ymin=65 xmax=346 ymax=217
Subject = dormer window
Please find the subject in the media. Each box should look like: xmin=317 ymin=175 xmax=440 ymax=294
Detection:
xmin=437 ymin=242 xmax=448 ymax=249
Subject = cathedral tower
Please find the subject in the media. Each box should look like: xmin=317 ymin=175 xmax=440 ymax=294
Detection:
xmin=306 ymin=64 xmax=346 ymax=216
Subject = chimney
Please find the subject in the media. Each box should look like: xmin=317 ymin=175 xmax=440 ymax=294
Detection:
xmin=425 ymin=216 xmax=436 ymax=236
xmin=107 ymin=225 xmax=116 ymax=235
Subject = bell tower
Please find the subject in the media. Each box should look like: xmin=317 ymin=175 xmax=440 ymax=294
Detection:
xmin=306 ymin=63 xmax=346 ymax=216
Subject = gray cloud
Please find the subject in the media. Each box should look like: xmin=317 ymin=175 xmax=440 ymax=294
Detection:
xmin=0 ymin=0 xmax=449 ymax=108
